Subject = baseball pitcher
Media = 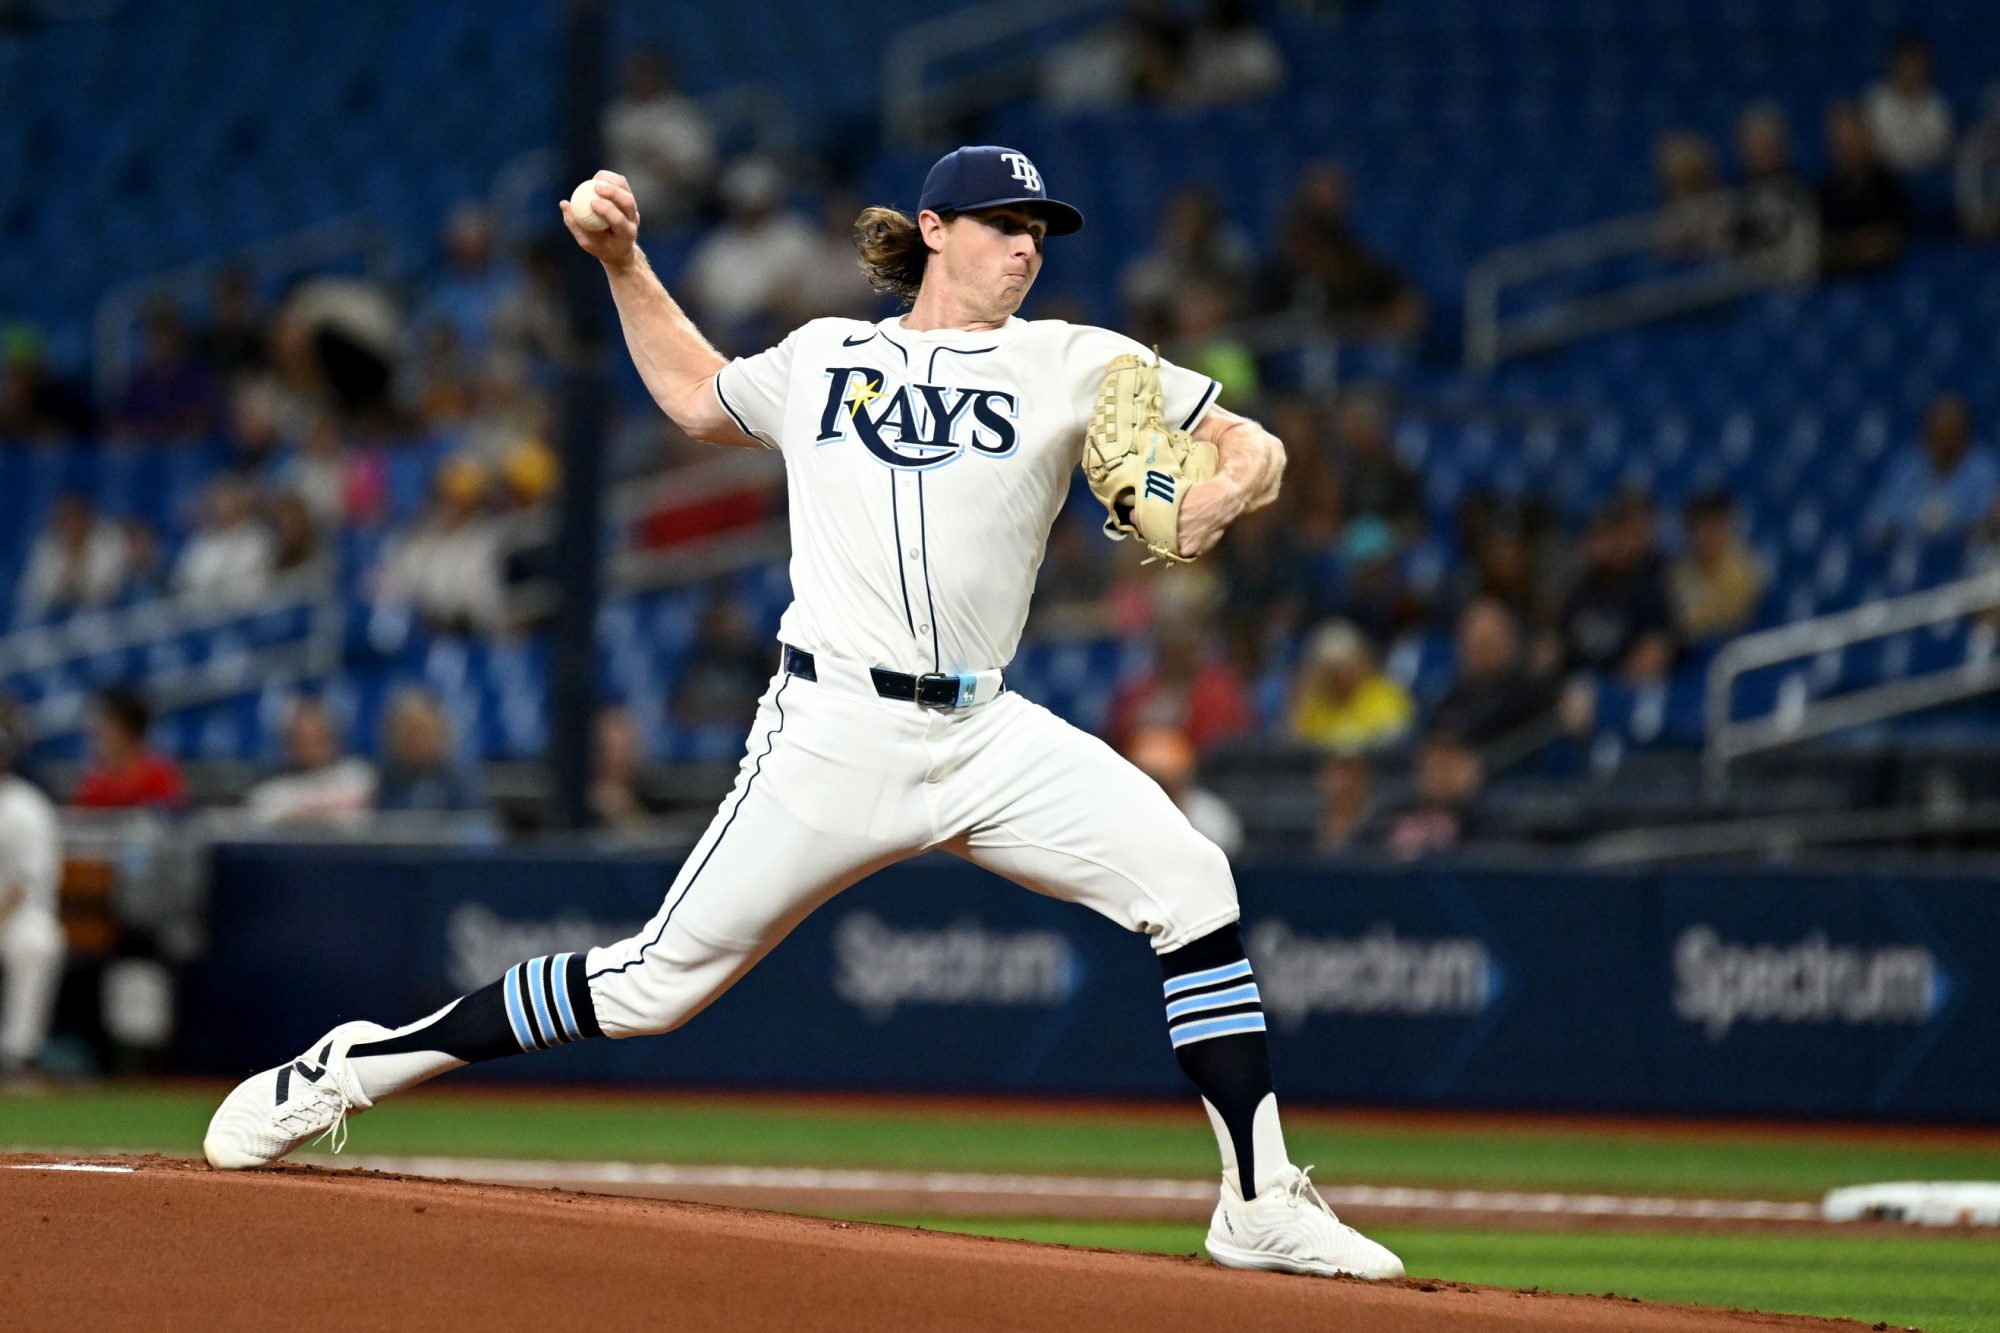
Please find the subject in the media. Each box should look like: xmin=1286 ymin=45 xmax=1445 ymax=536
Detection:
xmin=205 ymin=146 xmax=1402 ymax=1281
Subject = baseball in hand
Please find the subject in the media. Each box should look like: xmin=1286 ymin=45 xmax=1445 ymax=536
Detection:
xmin=569 ymin=179 xmax=610 ymax=231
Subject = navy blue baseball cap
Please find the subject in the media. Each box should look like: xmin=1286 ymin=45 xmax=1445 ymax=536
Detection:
xmin=918 ymin=145 xmax=1084 ymax=236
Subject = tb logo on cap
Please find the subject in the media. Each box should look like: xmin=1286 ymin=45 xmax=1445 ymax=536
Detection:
xmin=1000 ymin=151 xmax=1043 ymax=194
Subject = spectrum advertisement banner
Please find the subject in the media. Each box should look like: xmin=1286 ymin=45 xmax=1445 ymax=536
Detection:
xmin=178 ymin=848 xmax=2000 ymax=1119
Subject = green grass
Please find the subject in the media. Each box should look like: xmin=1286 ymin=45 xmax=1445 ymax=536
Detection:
xmin=11 ymin=1087 xmax=2000 ymax=1329
xmin=7 ymin=1085 xmax=2000 ymax=1202
xmin=859 ymin=1217 xmax=2000 ymax=1333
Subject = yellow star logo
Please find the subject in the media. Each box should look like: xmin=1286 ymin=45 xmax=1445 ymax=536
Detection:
xmin=846 ymin=377 xmax=886 ymax=418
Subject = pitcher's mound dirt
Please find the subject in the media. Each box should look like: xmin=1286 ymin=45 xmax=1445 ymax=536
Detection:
xmin=0 ymin=1154 xmax=1869 ymax=1331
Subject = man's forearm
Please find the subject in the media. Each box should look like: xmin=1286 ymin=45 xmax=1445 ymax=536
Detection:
xmin=1213 ymin=417 xmax=1286 ymax=516
xmin=602 ymin=249 xmax=729 ymax=433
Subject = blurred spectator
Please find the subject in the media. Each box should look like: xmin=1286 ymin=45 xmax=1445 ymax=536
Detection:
xmin=788 ymin=191 xmax=881 ymax=324
xmin=197 ymin=264 xmax=270 ymax=385
xmin=1288 ymin=620 xmax=1413 ymax=753
xmin=0 ymin=696 xmax=45 ymax=796
xmin=113 ymin=299 xmax=221 ymax=441
xmin=1430 ymin=599 xmax=1558 ymax=750
xmin=1818 ymin=100 xmax=1911 ymax=275
xmin=1444 ymin=504 xmax=1559 ymax=626
xmin=1029 ymin=514 xmax=1118 ymax=639
xmin=1959 ymin=89 xmax=2000 ymax=240
xmin=1867 ymin=393 xmax=1996 ymax=543
xmin=493 ymin=238 xmax=575 ymax=379
xmin=418 ymin=204 xmax=519 ymax=362
xmin=374 ymin=688 xmax=486 ymax=813
xmin=1314 ymin=515 xmax=1418 ymax=644
xmin=244 ymin=697 xmax=375 ymax=825
xmin=683 ymin=158 xmax=817 ymax=353
xmin=1127 ymin=726 xmax=1244 ymax=858
xmin=1863 ymin=33 xmax=1953 ymax=176
xmin=0 ymin=325 xmax=93 ymax=441
xmin=1329 ymin=389 xmax=1422 ymax=538
xmin=1551 ymin=494 xmax=1675 ymax=685
xmin=498 ymin=438 xmax=560 ymax=514
xmin=1259 ymin=163 xmax=1426 ymax=343
xmin=603 ymin=47 xmax=718 ymax=225
xmin=1654 ymin=129 xmax=1730 ymax=257
xmin=119 ymin=517 xmax=167 ymax=601
xmin=1040 ymin=0 xmax=1189 ymax=111
xmin=1670 ymin=489 xmax=1766 ymax=642
xmin=406 ymin=325 xmax=478 ymax=427
xmin=1733 ymin=102 xmax=1813 ymax=259
xmin=1168 ymin=275 xmax=1259 ymax=404
xmin=276 ymin=418 xmax=366 ymax=532
xmin=73 ymin=688 xmax=185 ymax=810
xmin=1213 ymin=501 xmax=1313 ymax=668
xmin=374 ymin=458 xmax=506 ymax=636
xmin=268 ymin=492 xmax=321 ymax=575
xmin=1121 ymin=187 xmax=1256 ymax=340
xmin=273 ymin=276 xmax=401 ymax=423
xmin=174 ymin=474 xmax=277 ymax=605
xmin=459 ymin=352 xmax=553 ymax=470
xmin=1313 ymin=753 xmax=1374 ymax=852
xmin=16 ymin=495 xmax=132 ymax=622
xmin=1377 ymin=731 xmax=1485 ymax=860
xmin=223 ymin=379 xmax=301 ymax=487
xmin=1104 ymin=621 xmax=1254 ymax=755
xmin=672 ymin=594 xmax=774 ymax=731
xmin=0 ymin=717 xmax=63 ymax=1080
xmin=589 ymin=705 xmax=655 ymax=831
xmin=1182 ymin=0 xmax=1286 ymax=105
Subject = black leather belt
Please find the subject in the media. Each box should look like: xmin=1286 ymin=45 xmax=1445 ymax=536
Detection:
xmin=782 ymin=644 xmax=999 ymax=709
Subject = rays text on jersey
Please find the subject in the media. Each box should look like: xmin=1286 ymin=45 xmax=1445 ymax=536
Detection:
xmin=816 ymin=367 xmax=1021 ymax=469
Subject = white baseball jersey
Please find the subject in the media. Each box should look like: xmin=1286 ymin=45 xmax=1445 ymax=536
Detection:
xmin=0 ymin=775 xmax=59 ymax=922
xmin=713 ymin=316 xmax=1220 ymax=674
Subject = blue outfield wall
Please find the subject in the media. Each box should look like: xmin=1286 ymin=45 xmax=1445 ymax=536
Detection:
xmin=179 ymin=847 xmax=2000 ymax=1120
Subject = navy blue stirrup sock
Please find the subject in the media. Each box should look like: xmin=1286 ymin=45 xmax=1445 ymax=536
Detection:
xmin=1160 ymin=923 xmax=1276 ymax=1196
xmin=350 ymin=952 xmax=604 ymax=1065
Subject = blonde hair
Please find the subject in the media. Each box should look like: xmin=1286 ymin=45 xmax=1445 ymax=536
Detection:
xmin=854 ymin=205 xmax=948 ymax=305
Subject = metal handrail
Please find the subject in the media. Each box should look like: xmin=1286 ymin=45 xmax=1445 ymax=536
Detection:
xmin=1 ymin=561 xmax=343 ymax=741
xmin=883 ymin=0 xmax=1112 ymax=145
xmin=1464 ymin=187 xmax=1817 ymax=370
xmin=1704 ymin=565 xmax=2000 ymax=794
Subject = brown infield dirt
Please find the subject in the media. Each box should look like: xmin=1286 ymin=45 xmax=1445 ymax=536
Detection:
xmin=0 ymin=1153 xmax=1876 ymax=1332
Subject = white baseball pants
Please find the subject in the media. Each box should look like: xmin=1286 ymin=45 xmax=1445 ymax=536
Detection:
xmin=1 ymin=910 xmax=64 ymax=1067
xmin=585 ymin=653 xmax=1239 ymax=1038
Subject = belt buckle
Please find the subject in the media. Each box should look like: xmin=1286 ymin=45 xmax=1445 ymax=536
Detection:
xmin=915 ymin=671 xmax=979 ymax=709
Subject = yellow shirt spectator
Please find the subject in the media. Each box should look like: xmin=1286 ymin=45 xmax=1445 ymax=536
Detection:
xmin=1289 ymin=620 xmax=1415 ymax=753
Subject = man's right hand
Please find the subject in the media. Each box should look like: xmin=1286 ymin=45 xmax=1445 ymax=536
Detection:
xmin=560 ymin=170 xmax=642 ymax=269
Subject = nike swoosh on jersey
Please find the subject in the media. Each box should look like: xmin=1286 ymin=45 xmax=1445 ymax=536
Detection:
xmin=842 ymin=332 xmax=876 ymax=346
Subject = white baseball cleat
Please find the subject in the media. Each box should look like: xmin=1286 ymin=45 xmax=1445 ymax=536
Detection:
xmin=202 ymin=1021 xmax=390 ymax=1170
xmin=1205 ymin=1165 xmax=1406 ymax=1280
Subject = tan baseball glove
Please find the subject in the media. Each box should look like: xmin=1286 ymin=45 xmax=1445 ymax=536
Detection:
xmin=1082 ymin=352 xmax=1218 ymax=564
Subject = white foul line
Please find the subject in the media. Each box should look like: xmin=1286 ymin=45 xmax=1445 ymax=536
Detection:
xmin=329 ymin=1155 xmax=1822 ymax=1222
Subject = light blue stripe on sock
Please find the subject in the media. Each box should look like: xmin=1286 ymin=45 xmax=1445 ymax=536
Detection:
xmin=551 ymin=952 xmax=580 ymax=1041
xmin=502 ymin=965 xmax=538 ymax=1052
xmin=526 ymin=955 xmax=560 ymax=1046
xmin=1165 ymin=982 xmax=1260 ymax=1022
xmin=1169 ymin=1012 xmax=1268 ymax=1048
xmin=1163 ymin=959 xmax=1252 ymax=998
